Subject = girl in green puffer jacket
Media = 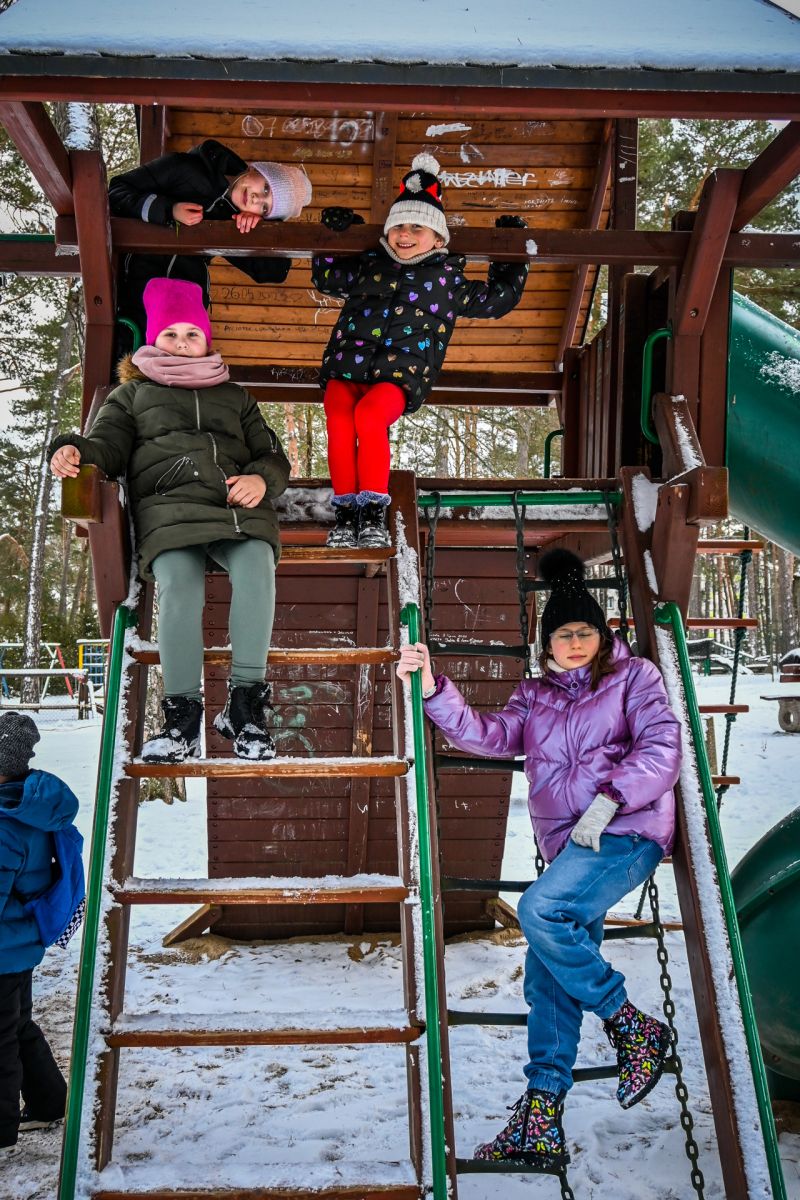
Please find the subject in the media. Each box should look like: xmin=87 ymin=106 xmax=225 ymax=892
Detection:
xmin=50 ymin=278 xmax=291 ymax=764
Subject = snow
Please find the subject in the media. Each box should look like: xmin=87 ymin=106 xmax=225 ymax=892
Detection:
xmin=632 ymin=473 xmax=660 ymax=531
xmin=671 ymin=394 xmax=704 ymax=472
xmin=1 ymin=0 xmax=799 ymax=71
xmin=761 ymin=348 xmax=800 ymax=394
xmin=275 ymin=486 xmax=334 ymax=525
xmin=5 ymin=674 xmax=800 ymax=1199
xmin=525 ymin=239 xmax=538 ymax=257
xmin=62 ymin=103 xmax=95 ymax=151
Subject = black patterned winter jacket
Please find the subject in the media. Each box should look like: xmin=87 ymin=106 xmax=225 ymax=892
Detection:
xmin=311 ymin=246 xmax=528 ymax=412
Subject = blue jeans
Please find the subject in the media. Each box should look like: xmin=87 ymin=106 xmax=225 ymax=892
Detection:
xmin=517 ymin=833 xmax=664 ymax=1095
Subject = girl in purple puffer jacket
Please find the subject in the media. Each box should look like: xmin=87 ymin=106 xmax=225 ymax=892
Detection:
xmin=397 ymin=548 xmax=681 ymax=1172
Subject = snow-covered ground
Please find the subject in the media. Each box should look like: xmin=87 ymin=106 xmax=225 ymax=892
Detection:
xmin=3 ymin=674 xmax=799 ymax=1199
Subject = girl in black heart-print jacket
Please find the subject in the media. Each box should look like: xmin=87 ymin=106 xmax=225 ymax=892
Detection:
xmin=310 ymin=153 xmax=528 ymax=550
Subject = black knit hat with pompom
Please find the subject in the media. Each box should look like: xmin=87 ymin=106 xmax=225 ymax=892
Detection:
xmin=538 ymin=549 xmax=610 ymax=647
xmin=384 ymin=153 xmax=449 ymax=245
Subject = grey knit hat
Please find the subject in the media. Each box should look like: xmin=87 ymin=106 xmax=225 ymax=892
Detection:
xmin=249 ymin=162 xmax=313 ymax=220
xmin=0 ymin=712 xmax=40 ymax=778
xmin=384 ymin=153 xmax=449 ymax=245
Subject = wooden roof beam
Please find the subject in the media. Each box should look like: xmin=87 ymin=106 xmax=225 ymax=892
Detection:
xmin=2 ymin=77 xmax=800 ymax=120
xmin=733 ymin=120 xmax=800 ymax=230
xmin=0 ymin=237 xmax=79 ymax=275
xmin=555 ymin=119 xmax=614 ymax=368
xmin=673 ymin=168 xmax=744 ymax=337
xmin=0 ymin=101 xmax=73 ymax=215
xmin=53 ymin=217 xmax=800 ymax=267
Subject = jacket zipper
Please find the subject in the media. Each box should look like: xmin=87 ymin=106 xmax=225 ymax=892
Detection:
xmin=195 ymin=390 xmax=241 ymax=534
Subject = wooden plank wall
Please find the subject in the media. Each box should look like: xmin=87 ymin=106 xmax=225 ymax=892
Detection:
xmin=165 ymin=109 xmax=608 ymax=374
xmin=204 ymin=544 xmax=532 ymax=939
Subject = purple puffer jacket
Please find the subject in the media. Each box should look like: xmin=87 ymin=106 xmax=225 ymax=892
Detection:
xmin=423 ymin=638 xmax=680 ymax=863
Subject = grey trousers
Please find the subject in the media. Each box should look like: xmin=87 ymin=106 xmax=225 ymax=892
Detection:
xmin=151 ymin=539 xmax=276 ymax=700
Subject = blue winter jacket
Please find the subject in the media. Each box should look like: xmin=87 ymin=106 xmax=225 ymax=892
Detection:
xmin=0 ymin=769 xmax=80 ymax=973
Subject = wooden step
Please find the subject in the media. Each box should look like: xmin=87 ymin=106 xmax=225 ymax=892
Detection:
xmin=712 ymin=775 xmax=741 ymax=787
xmin=696 ymin=539 xmax=763 ymax=554
xmin=125 ymin=755 xmax=408 ymax=779
xmin=93 ymin=1184 xmax=420 ymax=1199
xmin=113 ymin=874 xmax=409 ymax=906
xmin=131 ymin=646 xmax=398 ymax=667
xmin=107 ymin=1010 xmax=421 ymax=1048
xmin=698 ymin=704 xmax=749 ymax=715
xmin=280 ymin=546 xmax=393 ymax=566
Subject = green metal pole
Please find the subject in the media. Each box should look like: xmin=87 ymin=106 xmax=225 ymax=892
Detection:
xmin=654 ymin=601 xmax=787 ymax=1200
xmin=59 ymin=604 xmax=137 ymax=1200
xmin=418 ymin=490 xmax=620 ymax=509
xmin=543 ymin=428 xmax=564 ymax=479
xmin=116 ymin=317 xmax=142 ymax=352
xmin=641 ymin=325 xmax=673 ymax=445
xmin=400 ymin=603 xmax=449 ymax=1200
xmin=0 ymin=233 xmax=57 ymax=242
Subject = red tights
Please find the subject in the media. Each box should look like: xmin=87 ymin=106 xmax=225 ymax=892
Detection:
xmin=323 ymin=379 xmax=406 ymax=497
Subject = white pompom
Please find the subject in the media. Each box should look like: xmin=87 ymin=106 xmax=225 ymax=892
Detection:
xmin=411 ymin=152 xmax=441 ymax=177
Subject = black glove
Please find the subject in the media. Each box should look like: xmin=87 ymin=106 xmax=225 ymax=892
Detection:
xmin=321 ymin=207 xmax=365 ymax=232
xmin=494 ymin=215 xmax=528 ymax=229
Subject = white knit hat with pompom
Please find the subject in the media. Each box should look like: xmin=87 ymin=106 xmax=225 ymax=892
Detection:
xmin=384 ymin=153 xmax=449 ymax=245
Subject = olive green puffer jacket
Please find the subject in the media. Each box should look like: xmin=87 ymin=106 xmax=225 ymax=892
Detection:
xmin=50 ymin=358 xmax=291 ymax=580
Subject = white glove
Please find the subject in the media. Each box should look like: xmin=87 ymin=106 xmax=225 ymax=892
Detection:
xmin=570 ymin=793 xmax=618 ymax=853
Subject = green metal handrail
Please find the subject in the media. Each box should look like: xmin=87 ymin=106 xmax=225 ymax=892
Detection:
xmin=418 ymin=490 xmax=620 ymax=509
xmin=117 ymin=317 xmax=142 ymax=352
xmin=59 ymin=604 xmax=138 ymax=1200
xmin=400 ymin=603 xmax=448 ymax=1200
xmin=653 ymin=601 xmax=787 ymax=1200
xmin=0 ymin=232 xmax=56 ymax=242
xmin=543 ymin=428 xmax=564 ymax=479
xmin=641 ymin=325 xmax=673 ymax=445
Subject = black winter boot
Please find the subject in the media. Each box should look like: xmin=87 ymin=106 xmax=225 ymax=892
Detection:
xmin=603 ymin=999 xmax=671 ymax=1109
xmin=357 ymin=501 xmax=391 ymax=549
xmin=326 ymin=504 xmax=359 ymax=548
xmin=213 ymin=681 xmax=276 ymax=760
xmin=141 ymin=696 xmax=203 ymax=764
xmin=473 ymin=1088 xmax=569 ymax=1169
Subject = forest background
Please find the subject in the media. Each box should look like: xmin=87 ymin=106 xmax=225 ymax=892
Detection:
xmin=0 ymin=108 xmax=798 ymax=682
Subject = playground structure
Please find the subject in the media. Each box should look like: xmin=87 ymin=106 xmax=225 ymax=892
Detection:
xmin=0 ymin=641 xmax=99 ymax=717
xmin=1 ymin=4 xmax=800 ymax=1198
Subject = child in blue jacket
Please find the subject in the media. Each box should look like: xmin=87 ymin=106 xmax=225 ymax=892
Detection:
xmin=0 ymin=713 xmax=77 ymax=1154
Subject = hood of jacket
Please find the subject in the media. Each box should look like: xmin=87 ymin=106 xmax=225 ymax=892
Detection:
xmin=0 ymin=769 xmax=79 ymax=832
xmin=117 ymin=354 xmax=146 ymax=384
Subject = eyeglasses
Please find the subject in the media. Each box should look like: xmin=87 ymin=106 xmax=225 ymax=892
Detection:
xmin=552 ymin=629 xmax=600 ymax=644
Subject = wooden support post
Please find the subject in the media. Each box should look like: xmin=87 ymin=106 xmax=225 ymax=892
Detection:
xmin=0 ymin=100 xmax=73 ymax=214
xmin=138 ymin=104 xmax=168 ymax=163
xmin=605 ymin=118 xmax=638 ymax=477
xmin=369 ymin=112 xmax=398 ymax=224
xmin=71 ymin=150 xmax=116 ymax=423
xmin=344 ymin=577 xmax=381 ymax=935
xmin=650 ymin=482 xmax=699 ymax=619
xmin=555 ymin=119 xmax=613 ymax=367
xmin=697 ymin=266 xmax=734 ymax=468
xmin=670 ymin=170 xmax=743 ymax=423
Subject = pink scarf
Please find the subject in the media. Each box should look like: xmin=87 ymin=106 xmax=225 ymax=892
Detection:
xmin=132 ymin=346 xmax=231 ymax=388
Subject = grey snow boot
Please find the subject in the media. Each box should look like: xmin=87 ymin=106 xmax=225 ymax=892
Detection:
xmin=326 ymin=503 xmax=359 ymax=548
xmin=213 ymin=681 xmax=276 ymax=760
xmin=357 ymin=501 xmax=391 ymax=549
xmin=141 ymin=696 xmax=203 ymax=764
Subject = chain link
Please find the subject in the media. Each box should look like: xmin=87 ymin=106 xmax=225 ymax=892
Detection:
xmin=716 ymin=530 xmax=752 ymax=808
xmin=647 ymin=874 xmax=706 ymax=1198
xmin=604 ymin=492 xmax=630 ymax=642
xmin=558 ymin=1169 xmax=577 ymax=1200
xmin=512 ymin=492 xmax=532 ymax=678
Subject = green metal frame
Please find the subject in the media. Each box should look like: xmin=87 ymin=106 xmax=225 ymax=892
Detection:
xmin=653 ymin=600 xmax=787 ymax=1200
xmin=543 ymin=428 xmax=564 ymax=479
xmin=117 ymin=317 xmax=142 ymax=352
xmin=59 ymin=604 xmax=138 ymax=1200
xmin=418 ymin=490 xmax=620 ymax=509
xmin=400 ymin=602 xmax=449 ymax=1200
xmin=641 ymin=324 xmax=673 ymax=445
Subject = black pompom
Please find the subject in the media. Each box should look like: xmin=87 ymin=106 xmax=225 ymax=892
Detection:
xmin=538 ymin=548 xmax=586 ymax=586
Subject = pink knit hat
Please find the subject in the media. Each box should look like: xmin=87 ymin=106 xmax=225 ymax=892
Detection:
xmin=250 ymin=162 xmax=313 ymax=220
xmin=143 ymin=278 xmax=213 ymax=347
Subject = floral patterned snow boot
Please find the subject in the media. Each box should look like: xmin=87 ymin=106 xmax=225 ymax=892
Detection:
xmin=603 ymin=998 xmax=671 ymax=1109
xmin=473 ymin=1088 xmax=569 ymax=1169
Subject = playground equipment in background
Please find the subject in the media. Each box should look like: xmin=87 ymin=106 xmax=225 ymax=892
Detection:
xmin=732 ymin=805 xmax=800 ymax=1102
xmin=0 ymin=640 xmax=73 ymax=699
xmin=0 ymin=667 xmax=96 ymax=718
xmin=77 ymin=638 xmax=109 ymax=690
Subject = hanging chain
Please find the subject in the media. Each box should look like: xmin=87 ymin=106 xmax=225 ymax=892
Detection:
xmin=558 ymin=1169 xmax=576 ymax=1200
xmin=512 ymin=492 xmax=532 ymax=678
xmin=423 ymin=494 xmax=441 ymax=648
xmin=716 ymin=530 xmax=752 ymax=809
xmin=604 ymin=492 xmax=630 ymax=642
xmin=647 ymin=874 xmax=706 ymax=1198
